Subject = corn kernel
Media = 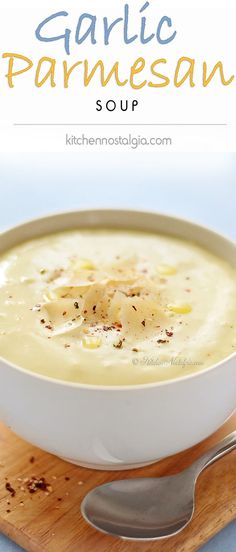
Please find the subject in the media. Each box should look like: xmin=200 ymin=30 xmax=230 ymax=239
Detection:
xmin=167 ymin=303 xmax=192 ymax=314
xmin=78 ymin=259 xmax=95 ymax=270
xmin=158 ymin=265 xmax=177 ymax=276
xmin=82 ymin=336 xmax=102 ymax=349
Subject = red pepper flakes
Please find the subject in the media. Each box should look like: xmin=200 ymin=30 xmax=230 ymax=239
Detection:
xmin=65 ymin=477 xmax=70 ymax=481
xmin=113 ymin=340 xmax=123 ymax=349
xmin=103 ymin=325 xmax=112 ymax=332
xmin=165 ymin=330 xmax=173 ymax=337
xmin=26 ymin=477 xmax=52 ymax=495
xmin=29 ymin=456 xmax=35 ymax=464
xmin=141 ymin=320 xmax=146 ymax=327
xmin=5 ymin=482 xmax=16 ymax=497
xmin=40 ymin=319 xmax=46 ymax=325
xmin=126 ymin=290 xmax=141 ymax=297
xmin=157 ymin=339 xmax=169 ymax=344
xmin=45 ymin=325 xmax=53 ymax=331
xmin=32 ymin=304 xmax=41 ymax=312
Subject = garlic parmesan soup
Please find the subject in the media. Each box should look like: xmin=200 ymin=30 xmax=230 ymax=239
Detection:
xmin=0 ymin=229 xmax=235 ymax=385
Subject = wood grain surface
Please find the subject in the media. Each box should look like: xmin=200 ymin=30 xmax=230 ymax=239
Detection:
xmin=0 ymin=414 xmax=235 ymax=552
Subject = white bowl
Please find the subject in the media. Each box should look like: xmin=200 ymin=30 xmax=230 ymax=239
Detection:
xmin=0 ymin=209 xmax=235 ymax=470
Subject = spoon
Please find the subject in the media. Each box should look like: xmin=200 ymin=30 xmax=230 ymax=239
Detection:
xmin=81 ymin=431 xmax=236 ymax=541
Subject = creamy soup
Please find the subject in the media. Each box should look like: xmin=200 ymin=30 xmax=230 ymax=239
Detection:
xmin=0 ymin=229 xmax=235 ymax=385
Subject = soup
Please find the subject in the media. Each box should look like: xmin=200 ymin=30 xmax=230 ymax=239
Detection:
xmin=0 ymin=229 xmax=235 ymax=385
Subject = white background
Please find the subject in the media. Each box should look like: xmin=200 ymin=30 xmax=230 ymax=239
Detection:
xmin=0 ymin=0 xmax=235 ymax=151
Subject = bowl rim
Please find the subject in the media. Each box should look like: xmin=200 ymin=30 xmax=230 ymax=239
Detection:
xmin=0 ymin=207 xmax=235 ymax=392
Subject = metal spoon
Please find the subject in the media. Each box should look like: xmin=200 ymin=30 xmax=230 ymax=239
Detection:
xmin=81 ymin=431 xmax=236 ymax=541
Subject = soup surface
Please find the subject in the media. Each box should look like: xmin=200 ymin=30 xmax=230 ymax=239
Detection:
xmin=0 ymin=229 xmax=235 ymax=385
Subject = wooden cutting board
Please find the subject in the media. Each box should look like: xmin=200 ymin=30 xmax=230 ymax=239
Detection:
xmin=0 ymin=414 xmax=235 ymax=552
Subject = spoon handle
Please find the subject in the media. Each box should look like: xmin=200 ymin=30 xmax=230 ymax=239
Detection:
xmin=193 ymin=429 xmax=236 ymax=475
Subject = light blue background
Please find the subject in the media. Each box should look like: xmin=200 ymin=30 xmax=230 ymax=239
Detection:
xmin=0 ymin=153 xmax=235 ymax=551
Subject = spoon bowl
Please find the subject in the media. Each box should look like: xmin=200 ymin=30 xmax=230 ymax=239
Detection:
xmin=81 ymin=430 xmax=236 ymax=541
xmin=82 ymin=471 xmax=196 ymax=540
